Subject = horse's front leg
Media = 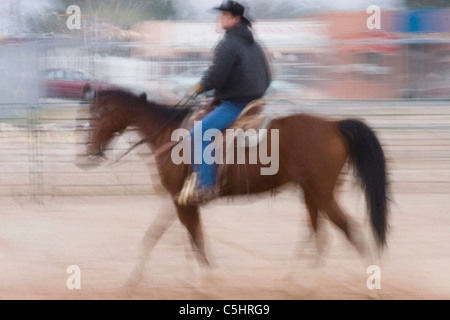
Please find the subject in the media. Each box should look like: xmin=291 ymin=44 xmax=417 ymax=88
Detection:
xmin=125 ymin=199 xmax=177 ymax=291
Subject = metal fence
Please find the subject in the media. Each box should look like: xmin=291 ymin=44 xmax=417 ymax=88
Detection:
xmin=1 ymin=99 xmax=450 ymax=202
xmin=1 ymin=39 xmax=450 ymax=201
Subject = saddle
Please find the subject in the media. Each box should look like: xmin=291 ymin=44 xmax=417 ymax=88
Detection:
xmin=156 ymin=98 xmax=271 ymax=158
xmin=227 ymin=99 xmax=272 ymax=148
xmin=181 ymin=98 xmax=269 ymax=132
xmin=174 ymin=99 xmax=274 ymax=205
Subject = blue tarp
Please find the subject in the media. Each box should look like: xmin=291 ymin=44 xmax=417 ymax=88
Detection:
xmin=395 ymin=9 xmax=450 ymax=33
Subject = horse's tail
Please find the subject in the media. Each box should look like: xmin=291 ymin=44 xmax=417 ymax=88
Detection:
xmin=338 ymin=119 xmax=389 ymax=249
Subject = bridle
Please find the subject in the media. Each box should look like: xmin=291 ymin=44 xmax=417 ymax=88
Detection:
xmin=112 ymin=93 xmax=198 ymax=163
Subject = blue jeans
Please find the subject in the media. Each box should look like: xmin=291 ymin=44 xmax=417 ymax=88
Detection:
xmin=190 ymin=101 xmax=242 ymax=189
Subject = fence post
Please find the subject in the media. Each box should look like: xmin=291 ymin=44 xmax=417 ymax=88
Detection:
xmin=27 ymin=105 xmax=44 ymax=204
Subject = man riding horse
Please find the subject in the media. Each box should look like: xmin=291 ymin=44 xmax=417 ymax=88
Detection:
xmin=186 ymin=0 xmax=272 ymax=204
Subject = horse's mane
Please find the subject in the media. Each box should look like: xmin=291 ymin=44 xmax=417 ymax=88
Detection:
xmin=144 ymin=96 xmax=192 ymax=123
xmin=96 ymin=89 xmax=192 ymax=124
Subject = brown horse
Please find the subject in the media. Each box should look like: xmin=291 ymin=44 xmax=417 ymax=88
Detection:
xmin=77 ymin=89 xmax=389 ymax=289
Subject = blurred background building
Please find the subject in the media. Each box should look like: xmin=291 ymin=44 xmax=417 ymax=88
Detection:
xmin=0 ymin=0 xmax=450 ymax=103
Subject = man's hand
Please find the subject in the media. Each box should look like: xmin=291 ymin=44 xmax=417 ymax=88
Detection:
xmin=187 ymin=82 xmax=205 ymax=97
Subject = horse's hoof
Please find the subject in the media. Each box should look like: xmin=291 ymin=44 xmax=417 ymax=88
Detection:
xmin=367 ymin=289 xmax=382 ymax=300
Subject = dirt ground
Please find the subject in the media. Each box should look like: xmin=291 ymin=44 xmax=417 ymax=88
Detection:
xmin=1 ymin=185 xmax=449 ymax=300
xmin=1 ymin=102 xmax=450 ymax=300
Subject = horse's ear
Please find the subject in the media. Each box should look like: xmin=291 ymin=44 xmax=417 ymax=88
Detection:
xmin=139 ymin=93 xmax=147 ymax=102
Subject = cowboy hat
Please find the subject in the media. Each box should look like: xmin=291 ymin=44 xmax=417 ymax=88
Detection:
xmin=213 ymin=0 xmax=254 ymax=24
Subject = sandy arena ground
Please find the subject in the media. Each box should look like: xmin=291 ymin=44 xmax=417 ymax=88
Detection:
xmin=0 ymin=101 xmax=449 ymax=300
xmin=1 ymin=190 xmax=449 ymax=300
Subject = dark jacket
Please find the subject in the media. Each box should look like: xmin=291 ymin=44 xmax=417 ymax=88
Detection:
xmin=200 ymin=22 xmax=271 ymax=106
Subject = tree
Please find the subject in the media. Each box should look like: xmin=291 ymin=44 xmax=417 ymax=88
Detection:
xmin=172 ymin=0 xmax=305 ymax=20
xmin=249 ymin=0 xmax=303 ymax=19
xmin=27 ymin=0 xmax=176 ymax=35
xmin=405 ymin=0 xmax=450 ymax=8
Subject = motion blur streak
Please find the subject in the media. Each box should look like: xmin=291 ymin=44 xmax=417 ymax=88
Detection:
xmin=0 ymin=0 xmax=449 ymax=300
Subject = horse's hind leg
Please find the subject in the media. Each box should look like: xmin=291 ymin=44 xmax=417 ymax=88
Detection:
xmin=303 ymin=190 xmax=329 ymax=264
xmin=175 ymin=203 xmax=210 ymax=267
xmin=318 ymin=195 xmax=365 ymax=256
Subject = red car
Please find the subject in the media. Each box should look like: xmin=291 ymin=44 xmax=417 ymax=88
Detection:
xmin=40 ymin=68 xmax=115 ymax=101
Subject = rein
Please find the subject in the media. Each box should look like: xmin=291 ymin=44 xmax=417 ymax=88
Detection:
xmin=113 ymin=93 xmax=197 ymax=163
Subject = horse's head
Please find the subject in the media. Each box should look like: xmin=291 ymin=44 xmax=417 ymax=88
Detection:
xmin=76 ymin=90 xmax=147 ymax=169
